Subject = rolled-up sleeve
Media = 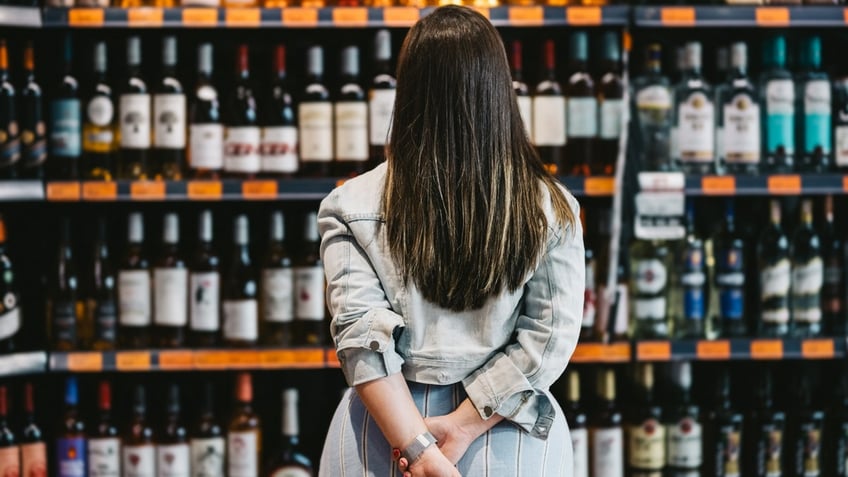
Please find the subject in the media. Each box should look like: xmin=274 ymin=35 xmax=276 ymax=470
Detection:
xmin=462 ymin=194 xmax=584 ymax=439
xmin=318 ymin=191 xmax=406 ymax=387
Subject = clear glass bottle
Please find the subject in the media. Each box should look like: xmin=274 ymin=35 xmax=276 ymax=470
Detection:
xmin=564 ymin=371 xmax=588 ymax=477
xmin=223 ymin=215 xmax=259 ymax=347
xmin=718 ymin=42 xmax=761 ymax=175
xmin=674 ymin=42 xmax=714 ymax=174
xmin=590 ymin=368 xmax=624 ymax=477
xmin=298 ymin=46 xmax=333 ymax=177
xmin=629 ymin=238 xmax=672 ymax=339
xmin=153 ymin=213 xmax=188 ymax=348
xmin=634 ymin=44 xmax=673 ymax=172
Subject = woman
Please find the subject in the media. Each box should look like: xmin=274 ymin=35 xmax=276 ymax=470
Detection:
xmin=317 ymin=6 xmax=584 ymax=476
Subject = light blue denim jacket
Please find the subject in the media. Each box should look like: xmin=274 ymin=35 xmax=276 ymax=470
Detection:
xmin=317 ymin=163 xmax=584 ymax=440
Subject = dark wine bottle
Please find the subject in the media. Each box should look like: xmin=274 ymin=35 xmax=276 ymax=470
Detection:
xmin=790 ymin=198 xmax=823 ymax=337
xmin=0 ymin=385 xmax=18 ymax=476
xmin=260 ymin=45 xmax=298 ymax=177
xmin=87 ymin=380 xmax=120 ymax=477
xmin=154 ymin=213 xmax=188 ymax=348
xmin=596 ymin=31 xmax=624 ymax=176
xmin=189 ymin=209 xmax=220 ymax=347
xmin=191 ymin=382 xmax=225 ymax=476
xmin=19 ymin=41 xmax=45 ymax=179
xmin=118 ymin=212 xmax=151 ymax=349
xmin=368 ymin=29 xmax=396 ymax=169
xmin=153 ymin=35 xmax=186 ymax=180
xmin=626 ymin=363 xmax=665 ymax=477
xmin=564 ymin=30 xmax=596 ymax=177
xmin=510 ymin=40 xmax=532 ymax=141
xmin=264 ymin=388 xmax=314 ymax=476
xmin=0 ymin=39 xmax=19 ymax=180
xmin=294 ymin=211 xmax=325 ymax=345
xmin=157 ymin=384 xmax=190 ymax=477
xmin=20 ymin=383 xmax=46 ymax=477
xmin=89 ymin=217 xmax=117 ymax=351
xmin=188 ymin=42 xmax=223 ymax=179
xmin=118 ymin=36 xmax=150 ymax=180
xmin=123 ymin=385 xmax=155 ymax=477
xmin=0 ymin=216 xmax=19 ymax=353
xmin=706 ymin=370 xmax=744 ymax=477
xmin=590 ymin=368 xmax=624 ymax=477
xmin=223 ymin=214 xmax=258 ymax=347
xmin=50 ymin=218 xmax=78 ymax=351
xmin=664 ymin=362 xmax=702 ymax=477
xmin=223 ymin=45 xmax=260 ymax=179
xmin=758 ymin=199 xmax=791 ymax=337
xmin=748 ymin=367 xmax=785 ymax=477
xmin=57 ymin=377 xmax=86 ymax=477
xmin=792 ymin=372 xmax=824 ymax=477
xmin=82 ymin=41 xmax=116 ymax=181
xmin=821 ymin=195 xmax=845 ymax=335
xmin=228 ymin=373 xmax=261 ymax=477
xmin=715 ymin=199 xmax=746 ymax=337
xmin=49 ymin=36 xmax=80 ymax=180
xmin=298 ymin=46 xmax=332 ymax=177
xmin=533 ymin=40 xmax=565 ymax=174
xmin=564 ymin=371 xmax=588 ymax=477
xmin=262 ymin=211 xmax=293 ymax=346
xmin=334 ymin=45 xmax=368 ymax=178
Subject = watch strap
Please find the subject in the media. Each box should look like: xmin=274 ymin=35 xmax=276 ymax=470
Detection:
xmin=400 ymin=431 xmax=438 ymax=464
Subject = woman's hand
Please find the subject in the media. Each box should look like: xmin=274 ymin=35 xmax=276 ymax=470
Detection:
xmin=424 ymin=415 xmax=475 ymax=465
xmin=398 ymin=446 xmax=462 ymax=477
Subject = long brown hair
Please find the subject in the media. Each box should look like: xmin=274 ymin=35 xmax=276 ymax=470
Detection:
xmin=382 ymin=5 xmax=576 ymax=311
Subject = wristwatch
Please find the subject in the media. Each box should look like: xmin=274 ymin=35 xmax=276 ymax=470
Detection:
xmin=400 ymin=431 xmax=438 ymax=464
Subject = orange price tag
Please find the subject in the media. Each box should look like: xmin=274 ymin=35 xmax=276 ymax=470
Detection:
xmin=604 ymin=343 xmax=631 ymax=362
xmin=584 ymin=177 xmax=614 ymax=196
xmin=187 ymin=181 xmax=222 ymax=200
xmin=702 ymin=176 xmax=736 ymax=195
xmin=282 ymin=7 xmax=318 ymax=25
xmin=182 ymin=8 xmax=218 ymax=26
xmin=660 ymin=7 xmax=695 ymax=25
xmin=767 ymin=175 xmax=801 ymax=195
xmin=383 ymin=7 xmax=419 ymax=25
xmin=158 ymin=351 xmax=193 ymax=370
xmin=82 ymin=182 xmax=117 ymax=201
xmin=130 ymin=181 xmax=166 ymax=200
xmin=567 ymin=6 xmax=601 ymax=25
xmin=116 ymin=352 xmax=151 ymax=371
xmin=637 ymin=341 xmax=671 ymax=361
xmin=842 ymin=175 xmax=848 ymax=193
xmin=544 ymin=164 xmax=558 ymax=175
xmin=128 ymin=8 xmax=163 ymax=26
xmin=68 ymin=8 xmax=105 ymax=26
xmin=750 ymin=340 xmax=783 ymax=359
xmin=844 ymin=7 xmax=848 ymax=24
xmin=242 ymin=180 xmax=277 ymax=199
xmin=802 ymin=339 xmax=834 ymax=359
xmin=326 ymin=349 xmax=341 ymax=368
xmin=227 ymin=350 xmax=260 ymax=368
xmin=571 ymin=344 xmax=603 ymax=363
xmin=332 ymin=7 xmax=368 ymax=25
xmin=696 ymin=340 xmax=730 ymax=360
xmin=508 ymin=6 xmax=543 ymax=24
xmin=66 ymin=353 xmax=103 ymax=372
xmin=47 ymin=182 xmax=81 ymax=201
xmin=226 ymin=8 xmax=261 ymax=26
xmin=194 ymin=351 xmax=230 ymax=369
xmin=262 ymin=349 xmax=324 ymax=368
xmin=756 ymin=7 xmax=789 ymax=26
xmin=261 ymin=350 xmax=298 ymax=368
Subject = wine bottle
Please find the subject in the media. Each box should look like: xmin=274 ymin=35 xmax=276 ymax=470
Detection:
xmin=83 ymin=41 xmax=116 ymax=181
xmin=334 ymin=46 xmax=368 ymax=177
xmin=718 ymin=42 xmax=760 ymax=175
xmin=674 ymin=41 xmax=715 ymax=175
xmin=715 ymin=199 xmax=746 ymax=337
xmin=760 ymin=35 xmax=794 ymax=173
xmin=596 ymin=31 xmax=624 ymax=176
xmin=510 ymin=40 xmax=532 ymax=140
xmin=627 ymin=363 xmax=665 ymax=477
xmin=223 ymin=214 xmax=258 ymax=347
xmin=50 ymin=218 xmax=78 ymax=351
xmin=89 ymin=217 xmax=117 ymax=351
xmin=118 ymin=212 xmax=151 ymax=349
xmin=57 ymin=377 xmax=86 ymax=477
xmin=20 ymin=383 xmax=46 ymax=477
xmin=124 ymin=385 xmax=155 ymax=477
xmin=19 ymin=41 xmax=46 ymax=179
xmin=564 ymin=371 xmax=588 ymax=477
xmin=796 ymin=36 xmax=831 ymax=173
xmin=228 ymin=373 xmax=261 ymax=477
xmin=189 ymin=209 xmax=220 ymax=347
xmin=88 ymin=381 xmax=120 ymax=477
xmin=0 ymin=216 xmax=19 ymax=353
xmin=564 ymin=30 xmax=596 ymax=177
xmin=368 ymin=29 xmax=396 ymax=168
xmin=49 ymin=36 xmax=80 ymax=180
xmin=191 ymin=382 xmax=225 ymax=477
xmin=831 ymin=373 xmax=848 ymax=477
xmin=791 ymin=198 xmax=823 ymax=337
xmin=264 ymin=388 xmax=314 ymax=476
xmin=665 ymin=361 xmax=702 ymax=477
xmin=629 ymin=238 xmax=672 ymax=339
xmin=758 ymin=199 xmax=791 ymax=337
xmin=581 ymin=215 xmax=597 ymax=342
xmin=224 ymin=45 xmax=260 ymax=179
xmin=188 ymin=43 xmax=223 ymax=179
xmin=157 ymin=384 xmax=190 ymax=477
xmin=260 ymin=45 xmax=298 ymax=177
xmin=749 ymin=367 xmax=784 ymax=477
xmin=532 ymin=40 xmax=566 ymax=173
xmin=118 ymin=36 xmax=151 ymax=180
xmin=590 ymin=368 xmax=624 ymax=477
xmin=299 ymin=46 xmax=332 ymax=177
xmin=792 ymin=372 xmax=824 ymax=477
xmin=154 ymin=213 xmax=188 ymax=348
xmin=707 ymin=370 xmax=743 ymax=477
xmin=154 ymin=35 xmax=186 ymax=180
xmin=262 ymin=211 xmax=293 ymax=346
xmin=674 ymin=200 xmax=707 ymax=339
xmin=294 ymin=211 xmax=325 ymax=345
xmin=0 ymin=385 xmax=17 ymax=477
xmin=821 ymin=196 xmax=845 ymax=335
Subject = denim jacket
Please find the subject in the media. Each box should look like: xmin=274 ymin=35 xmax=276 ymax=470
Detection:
xmin=318 ymin=163 xmax=584 ymax=440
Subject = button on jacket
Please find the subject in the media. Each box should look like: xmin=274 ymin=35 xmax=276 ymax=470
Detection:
xmin=318 ymin=162 xmax=584 ymax=439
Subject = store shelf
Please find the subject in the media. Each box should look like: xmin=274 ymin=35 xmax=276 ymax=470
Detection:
xmin=634 ymin=5 xmax=848 ymax=28
xmin=0 ymin=181 xmax=45 ymax=201
xmin=0 ymin=6 xmax=41 ymax=27
xmin=570 ymin=342 xmax=631 ymax=363
xmin=0 ymin=351 xmax=47 ymax=377
xmin=685 ymin=173 xmax=847 ymax=196
xmin=634 ymin=337 xmax=846 ymax=362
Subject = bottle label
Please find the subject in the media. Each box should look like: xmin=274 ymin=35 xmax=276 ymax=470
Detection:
xmin=299 ymin=102 xmax=333 ymax=162
xmin=22 ymin=442 xmax=47 ymax=477
xmin=567 ymin=97 xmax=598 ymax=138
xmin=21 ymin=116 xmax=47 ymax=168
xmin=723 ymin=94 xmax=761 ymax=163
xmin=571 ymin=427 xmax=589 ymax=477
xmin=119 ymin=270 xmax=151 ymax=326
xmin=224 ymin=126 xmax=261 ymax=173
xmin=717 ymin=247 xmax=745 ymax=321
xmin=120 ymin=94 xmax=152 ymax=149
xmin=802 ymin=424 xmax=822 ymax=477
xmin=369 ymin=88 xmax=395 ymax=146
xmin=154 ymin=94 xmax=187 ymax=149
xmin=50 ymin=99 xmax=82 ymax=157
xmin=157 ymin=443 xmax=190 ymax=477
xmin=637 ymin=85 xmax=672 ymax=111
xmin=334 ymin=101 xmax=369 ymax=161
xmin=227 ymin=431 xmax=259 ymax=477
xmin=52 ymin=299 xmax=77 ymax=343
xmin=591 ymin=427 xmax=624 ymax=477
xmin=635 ymin=297 xmax=666 ymax=321
xmin=667 ymin=418 xmax=702 ymax=468
xmin=681 ymin=248 xmax=706 ymax=321
xmin=262 ymin=268 xmax=294 ymax=323
xmin=295 ymin=266 xmax=325 ymax=321
xmin=677 ymin=92 xmax=715 ymax=162
xmin=154 ymin=268 xmax=188 ymax=326
xmin=189 ymin=123 xmax=224 ymax=170
xmin=792 ymin=257 xmax=823 ymax=324
xmin=88 ymin=437 xmax=120 ymax=477
xmin=628 ymin=419 xmax=666 ymax=469
xmin=516 ymin=96 xmax=532 ymax=139
xmin=532 ymin=96 xmax=566 ymax=146
xmin=190 ymin=271 xmax=220 ymax=332
xmin=190 ymin=437 xmax=225 ymax=477
xmin=835 ymin=125 xmax=848 ymax=167
xmin=0 ymin=303 xmax=20 ymax=341
xmin=260 ymin=126 xmax=298 ymax=173
xmin=95 ymin=298 xmax=117 ymax=343
xmin=804 ymin=80 xmax=831 ymax=155
xmin=223 ymin=299 xmax=259 ymax=341
xmin=87 ymin=96 xmax=114 ymax=127
xmin=600 ymin=99 xmax=624 ymax=139
xmin=765 ymin=80 xmax=795 ymax=154
xmin=635 ymin=259 xmax=667 ymax=295
xmin=57 ymin=436 xmax=87 ymax=477
xmin=760 ymin=259 xmax=791 ymax=324
xmin=0 ymin=446 xmax=19 ymax=477
xmin=123 ymin=445 xmax=155 ymax=477
xmin=270 ymin=468 xmax=313 ymax=477
xmin=583 ymin=259 xmax=596 ymax=328
xmin=720 ymin=426 xmax=742 ymax=477
xmin=763 ymin=427 xmax=783 ymax=477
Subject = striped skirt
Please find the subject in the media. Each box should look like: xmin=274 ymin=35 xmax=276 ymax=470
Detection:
xmin=318 ymin=382 xmax=573 ymax=476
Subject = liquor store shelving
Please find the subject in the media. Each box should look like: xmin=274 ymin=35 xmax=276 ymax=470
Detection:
xmin=634 ymin=5 xmax=848 ymax=28
xmin=633 ymin=337 xmax=847 ymax=361
xmin=0 ymin=351 xmax=47 ymax=376
xmin=685 ymin=173 xmax=848 ymax=196
xmin=0 ymin=6 xmax=40 ymax=27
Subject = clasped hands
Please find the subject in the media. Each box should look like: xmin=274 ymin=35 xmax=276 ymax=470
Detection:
xmin=397 ymin=413 xmax=473 ymax=477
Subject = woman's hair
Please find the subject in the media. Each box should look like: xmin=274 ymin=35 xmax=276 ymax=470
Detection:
xmin=381 ymin=5 xmax=576 ymax=312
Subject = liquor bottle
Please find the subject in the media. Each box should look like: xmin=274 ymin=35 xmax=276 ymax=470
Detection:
xmin=581 ymin=221 xmax=597 ymax=342
xmin=748 ymin=367 xmax=785 ymax=477
xmin=0 ymin=40 xmax=16 ymax=181
xmin=821 ymin=196 xmax=845 ymax=335
xmin=629 ymin=239 xmax=671 ymax=339
xmin=833 ymin=76 xmax=848 ymax=171
xmin=368 ymin=30 xmax=396 ymax=168
xmin=674 ymin=42 xmax=715 ymax=174
xmin=119 ymin=36 xmax=151 ymax=180
xmin=191 ymin=382 xmax=225 ymax=477
xmin=665 ymin=362 xmax=702 ymax=477
xmin=0 ymin=386 xmax=17 ymax=477
xmin=118 ymin=212 xmax=151 ymax=349
xmin=299 ymin=46 xmax=333 ymax=177
xmin=797 ymin=36 xmax=831 ymax=172
xmin=0 ymin=217 xmax=17 ymax=353
xmin=831 ymin=373 xmax=848 ymax=477
xmin=89 ymin=217 xmax=117 ymax=351
xmin=224 ymin=45 xmax=260 ymax=179
xmin=294 ymin=212 xmax=325 ymax=345
xmin=261 ymin=45 xmax=298 ymax=177
xmin=590 ymin=368 xmax=624 ymax=477
xmin=758 ymin=200 xmax=791 ymax=337
xmin=564 ymin=30 xmax=595 ymax=177
xmin=157 ymin=384 xmax=190 ymax=477
xmin=124 ymin=385 xmax=155 ymax=477
xmin=261 ymin=211 xmax=294 ymax=346
xmin=57 ymin=377 xmax=86 ymax=477
xmin=50 ymin=218 xmax=78 ymax=351
xmin=596 ymin=31 xmax=624 ymax=176
xmin=223 ymin=215 xmax=258 ymax=347
xmin=20 ymin=383 xmax=46 ymax=477
xmin=188 ymin=43 xmax=223 ymax=179
xmin=88 ymin=381 xmax=120 ymax=477
xmin=83 ymin=41 xmax=116 ymax=181
xmin=791 ymin=198 xmax=823 ymax=337
xmin=189 ymin=210 xmax=220 ymax=347
xmin=334 ymin=46 xmax=368 ymax=177
xmin=154 ymin=213 xmax=188 ymax=348
xmin=673 ymin=201 xmax=707 ymax=339
xmin=627 ymin=363 xmax=665 ymax=477
xmin=532 ymin=40 xmax=566 ymax=173
xmin=228 ymin=373 xmax=261 ymax=477
xmin=634 ymin=44 xmax=673 ymax=171
xmin=792 ymin=373 xmax=824 ymax=477
xmin=707 ymin=370 xmax=743 ymax=477
xmin=154 ymin=36 xmax=186 ymax=180
xmin=564 ymin=371 xmax=588 ymax=477
xmin=49 ymin=38 xmax=80 ymax=180
xmin=509 ymin=40 xmax=532 ymax=140
xmin=19 ymin=41 xmax=46 ymax=179
xmin=264 ymin=389 xmax=314 ymax=476
xmin=715 ymin=46 xmax=731 ymax=91
xmin=714 ymin=200 xmax=746 ymax=337
xmin=718 ymin=42 xmax=761 ymax=175
xmin=760 ymin=35 xmax=795 ymax=172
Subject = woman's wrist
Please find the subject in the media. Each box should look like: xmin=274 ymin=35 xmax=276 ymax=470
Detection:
xmin=453 ymin=399 xmax=503 ymax=439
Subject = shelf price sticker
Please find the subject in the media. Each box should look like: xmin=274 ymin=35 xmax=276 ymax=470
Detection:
xmin=571 ymin=343 xmax=603 ymax=362
xmin=225 ymin=8 xmax=261 ymax=26
xmin=660 ymin=7 xmax=695 ymax=26
xmin=66 ymin=353 xmax=104 ymax=372
xmin=227 ymin=350 xmax=260 ymax=368
xmin=194 ymin=350 xmax=230 ymax=369
xmin=187 ymin=181 xmax=223 ymax=200
xmin=701 ymin=176 xmax=736 ymax=195
xmin=383 ymin=7 xmax=419 ymax=26
xmin=282 ymin=7 xmax=319 ymax=25
xmin=750 ymin=340 xmax=783 ymax=359
xmin=844 ymin=7 xmax=848 ymax=24
xmin=130 ymin=181 xmax=166 ymax=200
xmin=636 ymin=341 xmax=671 ymax=361
xmin=325 ymin=349 xmax=341 ymax=367
xmin=242 ymin=180 xmax=277 ymax=199
xmin=68 ymin=8 xmax=105 ymax=26
xmin=801 ymin=339 xmax=834 ymax=359
xmin=182 ymin=8 xmax=218 ymax=26
xmin=584 ymin=177 xmax=614 ymax=196
xmin=767 ymin=174 xmax=801 ymax=195
xmin=842 ymin=175 xmax=848 ymax=193
xmin=696 ymin=340 xmax=730 ymax=360
xmin=605 ymin=343 xmax=631 ymax=362
xmin=47 ymin=182 xmax=81 ymax=201
xmin=508 ymin=6 xmax=543 ymax=25
xmin=332 ymin=7 xmax=368 ymax=25
xmin=158 ymin=351 xmax=194 ymax=370
xmin=82 ymin=182 xmax=117 ymax=201
xmin=755 ymin=7 xmax=789 ymax=26
xmin=567 ymin=6 xmax=602 ymax=25
xmin=127 ymin=8 xmax=164 ymax=26
xmin=261 ymin=349 xmax=324 ymax=368
xmin=116 ymin=352 xmax=151 ymax=371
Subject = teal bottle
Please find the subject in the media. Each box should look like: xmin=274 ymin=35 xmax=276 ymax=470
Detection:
xmin=796 ymin=36 xmax=831 ymax=172
xmin=759 ymin=35 xmax=794 ymax=173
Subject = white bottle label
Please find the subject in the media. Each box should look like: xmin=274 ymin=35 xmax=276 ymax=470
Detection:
xmin=532 ymin=96 xmax=566 ymax=146
xmin=154 ymin=94 xmax=187 ymax=149
xmin=792 ymin=257 xmax=824 ymax=295
xmin=223 ymin=299 xmax=258 ymax=341
xmin=260 ymin=126 xmax=298 ymax=173
xmin=571 ymin=428 xmax=589 ymax=477
xmin=723 ymin=95 xmax=761 ymax=164
xmin=678 ymin=92 xmax=715 ymax=162
xmin=299 ymin=102 xmax=333 ymax=162
xmin=157 ymin=443 xmax=190 ymax=477
xmin=517 ymin=96 xmax=532 ymax=139
xmin=628 ymin=419 xmax=666 ymax=469
xmin=836 ymin=125 xmax=848 ymax=167
xmin=0 ymin=307 xmax=20 ymax=341
xmin=224 ymin=127 xmax=261 ymax=173
xmin=190 ymin=272 xmax=220 ymax=332
xmin=591 ymin=427 xmax=624 ymax=477
xmin=805 ymin=80 xmax=831 ymax=115
xmin=295 ymin=266 xmax=325 ymax=321
xmin=227 ymin=431 xmax=258 ymax=477
xmin=635 ymin=297 xmax=667 ymax=321
xmin=270 ymin=468 xmax=312 ymax=477
xmin=334 ymin=101 xmax=369 ymax=161
xmin=262 ymin=268 xmax=294 ymax=323
xmin=369 ymin=89 xmax=395 ymax=146
xmin=190 ymin=437 xmax=225 ymax=477
xmin=88 ymin=437 xmax=121 ymax=477
xmin=567 ymin=97 xmax=598 ymax=138
xmin=667 ymin=418 xmax=702 ymax=468
xmin=123 ymin=445 xmax=155 ymax=477
xmin=119 ymin=270 xmax=151 ymax=327
xmin=154 ymin=268 xmax=188 ymax=326
xmin=637 ymin=85 xmax=672 ymax=111
xmin=120 ymin=94 xmax=151 ymax=149
xmin=635 ymin=259 xmax=667 ymax=294
xmin=88 ymin=96 xmax=114 ymax=127
xmin=600 ymin=99 xmax=624 ymax=139
xmin=189 ymin=124 xmax=224 ymax=170
xmin=761 ymin=259 xmax=791 ymax=324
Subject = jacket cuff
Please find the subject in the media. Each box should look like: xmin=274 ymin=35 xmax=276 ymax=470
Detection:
xmin=335 ymin=308 xmax=405 ymax=386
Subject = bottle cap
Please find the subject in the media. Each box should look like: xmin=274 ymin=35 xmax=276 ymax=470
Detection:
xmin=237 ymin=44 xmax=249 ymax=74
xmin=24 ymin=41 xmax=34 ymax=72
xmin=570 ymin=31 xmax=588 ymax=63
xmin=685 ymin=42 xmax=701 ymax=71
xmin=98 ymin=381 xmax=111 ymax=412
xmin=341 ymin=46 xmax=359 ymax=78
xmin=646 ymin=43 xmax=661 ymax=70
xmin=275 ymin=44 xmax=286 ymax=76
xmin=303 ymin=212 xmax=319 ymax=242
xmin=167 ymin=384 xmax=180 ymax=414
xmin=307 ymin=46 xmax=324 ymax=78
xmin=234 ymin=214 xmax=249 ymax=246
xmin=128 ymin=212 xmax=144 ymax=244
xmin=162 ymin=36 xmax=177 ymax=67
xmin=94 ymin=41 xmax=107 ymax=74
xmin=543 ymin=40 xmax=555 ymax=71
xmin=716 ymin=47 xmax=728 ymax=73
xmin=163 ymin=213 xmax=179 ymax=245
xmin=236 ymin=373 xmax=253 ymax=403
xmin=0 ymin=385 xmax=7 ymax=416
xmin=510 ymin=40 xmax=523 ymax=72
xmin=567 ymin=371 xmax=580 ymax=403
xmin=730 ymin=42 xmax=746 ymax=71
xmin=602 ymin=31 xmax=620 ymax=63
xmin=127 ymin=36 xmax=142 ymax=67
xmin=199 ymin=210 xmax=213 ymax=243
xmin=24 ymin=382 xmax=34 ymax=414
xmin=763 ymin=35 xmax=786 ymax=68
xmin=0 ymin=215 xmax=7 ymax=244
xmin=375 ymin=29 xmax=391 ymax=62
xmin=800 ymin=36 xmax=822 ymax=70
xmin=198 ymin=43 xmax=213 ymax=76
xmin=65 ymin=376 xmax=79 ymax=406
xmin=282 ymin=388 xmax=299 ymax=437
xmin=133 ymin=385 xmax=146 ymax=414
xmin=271 ymin=211 xmax=285 ymax=242
xmin=670 ymin=361 xmax=692 ymax=391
